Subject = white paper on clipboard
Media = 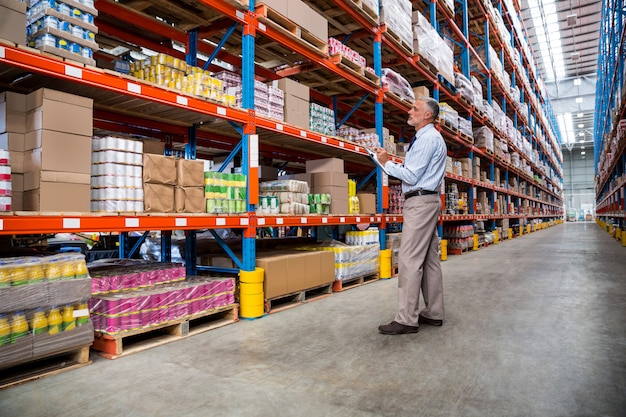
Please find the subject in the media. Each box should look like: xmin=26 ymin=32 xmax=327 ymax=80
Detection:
xmin=364 ymin=146 xmax=391 ymax=175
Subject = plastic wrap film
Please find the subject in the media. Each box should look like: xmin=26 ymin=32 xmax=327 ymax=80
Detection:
xmin=381 ymin=0 xmax=413 ymax=50
xmin=328 ymin=37 xmax=366 ymax=68
xmin=458 ymin=117 xmax=473 ymax=139
xmin=260 ymin=180 xmax=310 ymax=193
xmin=88 ymin=260 xmax=186 ymax=294
xmin=412 ymin=11 xmax=454 ymax=81
xmin=129 ymin=54 xmax=235 ymax=106
xmin=300 ymin=240 xmax=380 ymax=281
xmin=309 ymin=103 xmax=336 ymax=136
xmin=361 ymin=0 xmax=380 ymax=17
xmin=0 ymin=253 xmax=89 ymax=288
xmin=455 ymin=72 xmax=474 ymax=103
xmin=336 ymin=127 xmax=394 ymax=154
xmin=89 ymin=277 xmax=235 ymax=334
xmin=474 ymin=127 xmax=494 ymax=152
xmin=382 ymin=68 xmax=414 ymax=102
xmin=439 ymin=103 xmax=458 ymax=130
xmin=205 ymin=172 xmax=247 ymax=214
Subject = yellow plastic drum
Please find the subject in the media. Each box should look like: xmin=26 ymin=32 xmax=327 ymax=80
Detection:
xmin=240 ymin=267 xmax=264 ymax=284
xmin=379 ymin=249 xmax=392 ymax=279
xmin=440 ymin=239 xmax=448 ymax=261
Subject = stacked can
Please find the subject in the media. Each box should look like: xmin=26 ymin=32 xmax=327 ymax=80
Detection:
xmin=239 ymin=268 xmax=264 ymax=319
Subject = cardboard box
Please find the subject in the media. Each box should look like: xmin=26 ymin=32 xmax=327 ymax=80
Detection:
xmin=176 ymin=159 xmax=204 ymax=186
xmin=275 ymin=78 xmax=309 ymax=100
xmin=11 ymin=190 xmax=23 ymax=211
xmin=357 ymin=193 xmax=377 ymax=214
xmin=0 ymin=91 xmax=27 ymax=112
xmin=279 ymin=173 xmax=312 ymax=185
xmin=11 ymin=172 xmax=23 ymax=192
xmin=24 ymin=170 xmax=90 ymax=191
xmin=311 ymin=185 xmax=348 ymax=202
xmin=142 ymin=139 xmax=165 ymax=155
xmin=311 ymin=171 xmax=348 ymax=187
xmin=330 ymin=198 xmax=349 ymax=214
xmin=26 ymin=88 xmax=93 ymax=111
xmin=143 ymin=183 xmax=175 ymax=213
xmin=304 ymin=251 xmax=322 ymax=289
xmin=412 ymin=86 xmax=430 ymax=99
xmin=24 ymin=182 xmax=90 ymax=211
xmin=286 ymin=253 xmax=307 ymax=293
xmin=174 ymin=186 xmax=205 ymax=213
xmin=24 ymin=130 xmax=91 ymax=173
xmin=199 ymin=255 xmax=235 ymax=269
xmin=258 ymin=0 xmax=288 ymax=15
xmin=9 ymin=150 xmax=26 ymax=173
xmin=0 ymin=102 xmax=26 ymax=133
xmin=256 ymin=255 xmax=289 ymax=299
xmin=0 ymin=0 xmax=27 ymax=45
xmin=319 ymin=250 xmax=335 ymax=285
xmin=0 ymin=132 xmax=25 ymax=151
xmin=283 ymin=96 xmax=310 ymax=128
xmin=143 ymin=154 xmax=177 ymax=185
xmin=25 ymin=89 xmax=93 ymax=136
xmin=306 ymin=157 xmax=344 ymax=173
xmin=287 ymin=0 xmax=328 ymax=41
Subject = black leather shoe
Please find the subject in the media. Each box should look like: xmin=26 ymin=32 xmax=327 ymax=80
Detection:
xmin=418 ymin=315 xmax=443 ymax=326
xmin=378 ymin=321 xmax=419 ymax=335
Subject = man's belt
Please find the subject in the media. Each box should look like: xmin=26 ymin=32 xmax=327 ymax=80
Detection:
xmin=404 ymin=189 xmax=438 ymax=199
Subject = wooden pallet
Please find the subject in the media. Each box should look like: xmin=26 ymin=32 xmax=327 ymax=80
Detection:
xmin=332 ymin=273 xmax=379 ymax=292
xmin=459 ymin=132 xmax=474 ymax=145
xmin=448 ymin=246 xmax=473 ymax=256
xmin=441 ymin=119 xmax=459 ymax=134
xmin=255 ymin=4 xmax=329 ymax=57
xmin=438 ymin=74 xmax=457 ymax=95
xmin=92 ymin=305 xmax=238 ymax=360
xmin=330 ymin=53 xmax=364 ymax=77
xmin=265 ymin=283 xmax=333 ymax=314
xmin=415 ymin=56 xmax=439 ymax=80
xmin=383 ymin=26 xmax=413 ymax=57
xmin=479 ymin=147 xmax=495 ymax=157
xmin=0 ymin=345 xmax=91 ymax=389
xmin=362 ymin=68 xmax=381 ymax=86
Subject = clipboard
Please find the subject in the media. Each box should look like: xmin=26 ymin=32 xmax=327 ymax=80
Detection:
xmin=364 ymin=146 xmax=391 ymax=175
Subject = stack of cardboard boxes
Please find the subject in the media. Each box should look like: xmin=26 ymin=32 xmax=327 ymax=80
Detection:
xmin=257 ymin=0 xmax=328 ymax=43
xmin=142 ymin=154 xmax=205 ymax=213
xmin=0 ymin=0 xmax=26 ymax=45
xmin=274 ymin=78 xmax=310 ymax=130
xmin=2 ymin=89 xmax=94 ymax=212
xmin=306 ymin=157 xmax=349 ymax=214
xmin=256 ymin=251 xmax=335 ymax=300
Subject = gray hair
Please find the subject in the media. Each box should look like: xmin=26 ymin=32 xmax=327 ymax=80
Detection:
xmin=417 ymin=97 xmax=440 ymax=122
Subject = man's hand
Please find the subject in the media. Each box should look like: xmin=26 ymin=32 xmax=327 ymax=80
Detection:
xmin=375 ymin=147 xmax=389 ymax=166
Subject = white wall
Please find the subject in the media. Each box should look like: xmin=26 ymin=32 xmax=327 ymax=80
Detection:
xmin=562 ymin=148 xmax=595 ymax=217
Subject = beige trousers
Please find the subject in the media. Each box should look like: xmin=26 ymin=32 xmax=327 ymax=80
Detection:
xmin=395 ymin=194 xmax=444 ymax=327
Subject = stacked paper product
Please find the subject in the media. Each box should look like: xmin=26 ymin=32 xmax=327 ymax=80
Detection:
xmin=474 ymin=127 xmax=494 ymax=152
xmin=91 ymin=136 xmax=144 ymax=213
xmin=0 ymin=150 xmax=11 ymax=211
xmin=439 ymin=103 xmax=458 ymax=130
xmin=381 ymin=0 xmax=413 ymax=52
xmin=259 ymin=179 xmax=311 ymax=214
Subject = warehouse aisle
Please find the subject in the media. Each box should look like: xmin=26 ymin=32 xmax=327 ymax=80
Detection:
xmin=1 ymin=222 xmax=625 ymax=417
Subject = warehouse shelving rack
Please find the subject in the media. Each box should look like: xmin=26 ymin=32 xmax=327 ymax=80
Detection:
xmin=0 ymin=0 xmax=564 ymax=271
xmin=594 ymin=0 xmax=626 ymax=235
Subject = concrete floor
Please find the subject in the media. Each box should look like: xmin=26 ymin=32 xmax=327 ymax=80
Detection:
xmin=1 ymin=222 xmax=625 ymax=417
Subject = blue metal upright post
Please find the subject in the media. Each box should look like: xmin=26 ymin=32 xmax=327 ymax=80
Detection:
xmin=374 ymin=0 xmax=386 ymax=248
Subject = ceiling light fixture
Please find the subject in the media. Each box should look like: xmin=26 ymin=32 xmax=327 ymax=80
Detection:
xmin=574 ymin=78 xmax=582 ymax=86
xmin=577 ymin=112 xmax=584 ymax=117
xmin=581 ymin=151 xmax=586 ymax=155
xmin=576 ymin=97 xmax=583 ymax=103
xmin=578 ymin=124 xmax=584 ymax=128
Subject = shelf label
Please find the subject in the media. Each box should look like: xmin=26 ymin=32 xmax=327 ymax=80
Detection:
xmin=217 ymin=107 xmax=226 ymax=116
xmin=236 ymin=10 xmax=245 ymax=20
xmin=175 ymin=218 xmax=187 ymax=227
xmin=0 ymin=47 xmax=4 ymax=58
xmin=276 ymin=123 xmax=283 ymax=131
xmin=240 ymin=218 xmax=249 ymax=226
xmin=356 ymin=217 xmax=361 ymax=223
xmin=216 ymin=218 xmax=226 ymax=226
xmin=0 ymin=219 xmax=3 ymax=230
xmin=258 ymin=218 xmax=266 ymax=226
xmin=340 ymin=217 xmax=346 ymax=223
xmin=276 ymin=218 xmax=284 ymax=225
xmin=62 ymin=218 xmax=80 ymax=229
xmin=339 ymin=141 xmax=345 ymax=148
xmin=321 ymin=137 xmax=328 ymax=143
xmin=370 ymin=217 xmax=375 ymax=222
xmin=258 ymin=22 xmax=266 ymax=32
xmin=125 ymin=218 xmax=139 ymax=228
xmin=300 ymin=130 xmax=307 ymax=138
xmin=322 ymin=217 xmax=328 ymax=223
xmin=127 ymin=82 xmax=141 ymax=94
xmin=65 ymin=65 xmax=82 ymax=79
xmin=355 ymin=146 xmax=361 ymax=152
xmin=382 ymin=173 xmax=389 ymax=186
xmin=300 ymin=217 xmax=308 ymax=224
xmin=176 ymin=96 xmax=188 ymax=106
xmin=249 ymin=135 xmax=259 ymax=167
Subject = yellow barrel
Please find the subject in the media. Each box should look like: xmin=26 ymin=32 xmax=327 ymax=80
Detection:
xmin=473 ymin=234 xmax=479 ymax=251
xmin=526 ymin=224 xmax=531 ymax=234
xmin=440 ymin=239 xmax=448 ymax=261
xmin=622 ymin=229 xmax=626 ymax=247
xmin=240 ymin=267 xmax=264 ymax=284
xmin=239 ymin=268 xmax=265 ymax=319
xmin=508 ymin=228 xmax=513 ymax=240
xmin=616 ymin=228 xmax=622 ymax=241
xmin=493 ymin=230 xmax=499 ymax=244
xmin=379 ymin=249 xmax=392 ymax=279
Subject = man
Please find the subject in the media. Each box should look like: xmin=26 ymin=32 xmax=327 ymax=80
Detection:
xmin=375 ymin=97 xmax=447 ymax=335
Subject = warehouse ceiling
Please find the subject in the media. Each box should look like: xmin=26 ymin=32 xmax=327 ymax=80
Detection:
xmin=519 ymin=0 xmax=602 ymax=160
